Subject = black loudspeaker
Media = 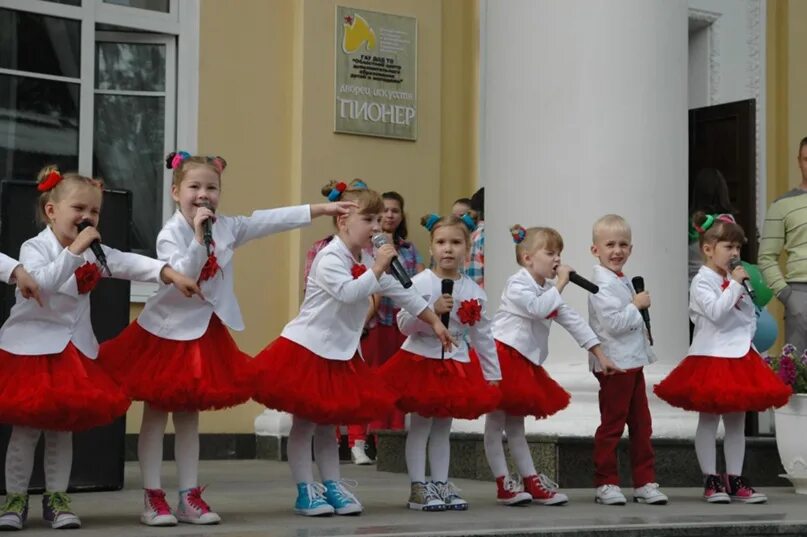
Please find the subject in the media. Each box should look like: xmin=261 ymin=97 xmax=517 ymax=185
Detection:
xmin=0 ymin=180 xmax=133 ymax=493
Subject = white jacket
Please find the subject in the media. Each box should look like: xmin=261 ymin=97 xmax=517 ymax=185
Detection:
xmin=688 ymin=265 xmax=756 ymax=358
xmin=587 ymin=265 xmax=656 ymax=372
xmin=0 ymin=253 xmax=20 ymax=283
xmin=492 ymin=268 xmax=599 ymax=366
xmin=397 ymin=270 xmax=502 ymax=381
xmin=282 ymin=235 xmax=427 ymax=360
xmin=0 ymin=227 xmax=165 ymax=358
xmin=137 ymin=206 xmax=311 ymax=340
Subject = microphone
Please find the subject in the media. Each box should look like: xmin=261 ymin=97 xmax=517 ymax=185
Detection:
xmin=568 ymin=271 xmax=599 ymax=294
xmin=440 ymin=279 xmax=454 ymax=329
xmin=631 ymin=276 xmax=654 ymax=346
xmin=728 ymin=258 xmax=756 ymax=301
xmin=76 ymin=220 xmax=109 ymax=275
xmin=200 ymin=202 xmax=215 ymax=256
xmin=372 ymin=234 xmax=412 ymax=288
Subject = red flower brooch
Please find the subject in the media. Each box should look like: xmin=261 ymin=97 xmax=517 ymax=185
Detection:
xmin=351 ymin=263 xmax=367 ymax=279
xmin=75 ymin=262 xmax=101 ymax=294
xmin=457 ymin=299 xmax=482 ymax=325
xmin=198 ymin=254 xmax=221 ymax=283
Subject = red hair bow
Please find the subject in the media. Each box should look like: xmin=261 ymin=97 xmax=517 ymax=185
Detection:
xmin=37 ymin=169 xmax=63 ymax=192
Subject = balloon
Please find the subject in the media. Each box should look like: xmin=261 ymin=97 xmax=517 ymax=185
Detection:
xmin=741 ymin=261 xmax=774 ymax=308
xmin=753 ymin=308 xmax=778 ymax=352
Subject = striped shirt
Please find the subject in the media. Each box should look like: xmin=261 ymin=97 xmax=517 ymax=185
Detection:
xmin=759 ymin=188 xmax=807 ymax=295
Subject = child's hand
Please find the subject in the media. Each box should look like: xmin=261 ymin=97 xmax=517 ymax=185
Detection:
xmin=633 ymin=291 xmax=651 ymax=310
xmin=193 ymin=206 xmax=215 ymax=246
xmin=372 ymin=244 xmax=396 ymax=276
xmin=69 ymin=226 xmax=101 ymax=256
xmin=311 ymin=201 xmax=359 ymax=218
xmin=598 ymin=356 xmax=625 ymax=375
xmin=731 ymin=264 xmax=749 ymax=285
xmin=160 ymin=266 xmax=203 ymax=298
xmin=12 ymin=266 xmax=42 ymax=306
xmin=555 ymin=264 xmax=572 ymax=290
xmin=433 ymin=294 xmax=454 ymax=315
xmin=431 ymin=321 xmax=456 ymax=351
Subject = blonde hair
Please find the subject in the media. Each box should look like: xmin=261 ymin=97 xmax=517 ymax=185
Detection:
xmin=420 ymin=214 xmax=472 ymax=244
xmin=321 ymin=179 xmax=383 ymax=225
xmin=166 ymin=152 xmax=227 ymax=188
xmin=592 ymin=214 xmax=632 ymax=243
xmin=510 ymin=225 xmax=563 ymax=267
xmin=36 ymin=165 xmax=103 ymax=225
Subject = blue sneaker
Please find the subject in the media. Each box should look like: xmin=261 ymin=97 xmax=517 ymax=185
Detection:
xmin=0 ymin=493 xmax=28 ymax=530
xmin=323 ymin=480 xmax=363 ymax=515
xmin=294 ymin=483 xmax=334 ymax=516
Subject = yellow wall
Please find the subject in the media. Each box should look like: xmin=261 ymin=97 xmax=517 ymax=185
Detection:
xmin=765 ymin=0 xmax=807 ymax=351
xmin=125 ymin=0 xmax=478 ymax=434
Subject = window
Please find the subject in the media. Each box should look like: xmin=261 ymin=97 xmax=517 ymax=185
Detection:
xmin=0 ymin=0 xmax=198 ymax=301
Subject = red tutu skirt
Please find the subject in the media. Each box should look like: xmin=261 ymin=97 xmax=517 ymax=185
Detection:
xmin=98 ymin=316 xmax=253 ymax=412
xmin=654 ymin=348 xmax=792 ymax=414
xmin=251 ymin=337 xmax=398 ymax=425
xmin=378 ymin=349 xmax=502 ymax=419
xmin=494 ymin=341 xmax=571 ymax=418
xmin=0 ymin=344 xmax=130 ymax=431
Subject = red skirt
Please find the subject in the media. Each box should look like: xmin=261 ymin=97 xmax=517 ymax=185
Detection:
xmin=495 ymin=341 xmax=571 ymax=418
xmin=98 ymin=316 xmax=253 ymax=412
xmin=378 ymin=349 xmax=502 ymax=419
xmin=654 ymin=347 xmax=792 ymax=414
xmin=0 ymin=344 xmax=130 ymax=431
xmin=251 ymin=337 xmax=398 ymax=425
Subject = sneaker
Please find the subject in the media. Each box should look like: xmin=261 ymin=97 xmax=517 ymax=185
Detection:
xmin=434 ymin=481 xmax=468 ymax=511
xmin=495 ymin=475 xmax=532 ymax=506
xmin=633 ymin=483 xmax=669 ymax=505
xmin=350 ymin=440 xmax=373 ymax=465
xmin=42 ymin=492 xmax=81 ymax=529
xmin=141 ymin=489 xmax=178 ymax=526
xmin=0 ymin=493 xmax=28 ymax=530
xmin=407 ymin=482 xmax=446 ymax=512
xmin=294 ymin=482 xmax=334 ymax=516
xmin=703 ymin=474 xmax=730 ymax=503
xmin=595 ymin=484 xmax=627 ymax=506
xmin=176 ymin=486 xmax=221 ymax=524
xmin=524 ymin=474 xmax=568 ymax=506
xmin=323 ymin=480 xmax=363 ymax=515
xmin=724 ymin=474 xmax=767 ymax=504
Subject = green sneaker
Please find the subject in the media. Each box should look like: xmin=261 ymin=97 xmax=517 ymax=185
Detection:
xmin=0 ymin=493 xmax=29 ymax=530
xmin=42 ymin=492 xmax=81 ymax=529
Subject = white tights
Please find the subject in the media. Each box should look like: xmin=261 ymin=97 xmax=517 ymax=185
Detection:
xmin=287 ymin=416 xmax=340 ymax=484
xmin=4 ymin=426 xmax=72 ymax=494
xmin=405 ymin=414 xmax=452 ymax=483
xmin=483 ymin=411 xmax=537 ymax=478
xmin=138 ymin=403 xmax=200 ymax=490
xmin=695 ymin=412 xmax=746 ymax=476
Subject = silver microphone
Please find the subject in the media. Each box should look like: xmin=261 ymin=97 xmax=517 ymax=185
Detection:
xmin=372 ymin=234 xmax=412 ymax=288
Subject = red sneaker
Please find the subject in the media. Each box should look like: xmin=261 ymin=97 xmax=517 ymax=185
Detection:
xmin=495 ymin=476 xmax=531 ymax=506
xmin=523 ymin=474 xmax=568 ymax=506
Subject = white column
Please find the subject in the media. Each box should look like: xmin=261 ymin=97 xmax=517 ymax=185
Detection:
xmin=470 ymin=0 xmax=695 ymax=437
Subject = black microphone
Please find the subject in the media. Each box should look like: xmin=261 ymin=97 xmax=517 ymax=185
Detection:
xmin=728 ymin=258 xmax=756 ymax=301
xmin=372 ymin=234 xmax=412 ymax=288
xmin=76 ymin=220 xmax=109 ymax=275
xmin=631 ymin=276 xmax=654 ymax=346
xmin=568 ymin=271 xmax=599 ymax=294
xmin=440 ymin=279 xmax=454 ymax=329
xmin=200 ymin=202 xmax=215 ymax=256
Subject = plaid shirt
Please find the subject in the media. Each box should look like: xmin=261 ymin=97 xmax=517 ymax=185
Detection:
xmin=464 ymin=221 xmax=484 ymax=288
xmin=375 ymin=241 xmax=423 ymax=326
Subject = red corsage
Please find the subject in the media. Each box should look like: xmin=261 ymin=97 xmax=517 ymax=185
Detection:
xmin=457 ymin=299 xmax=482 ymax=325
xmin=546 ymin=309 xmax=559 ymax=320
xmin=37 ymin=169 xmax=63 ymax=192
xmin=721 ymin=279 xmax=730 ymax=290
xmin=75 ymin=262 xmax=102 ymax=294
xmin=198 ymin=254 xmax=221 ymax=283
xmin=351 ymin=263 xmax=367 ymax=279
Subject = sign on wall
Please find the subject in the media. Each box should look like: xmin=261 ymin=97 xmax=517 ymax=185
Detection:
xmin=334 ymin=6 xmax=417 ymax=141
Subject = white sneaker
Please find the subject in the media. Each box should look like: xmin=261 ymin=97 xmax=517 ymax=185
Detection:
xmin=595 ymin=484 xmax=627 ymax=505
xmin=141 ymin=489 xmax=178 ymax=526
xmin=350 ymin=440 xmax=373 ymax=465
xmin=176 ymin=486 xmax=221 ymax=525
xmin=633 ymin=483 xmax=668 ymax=505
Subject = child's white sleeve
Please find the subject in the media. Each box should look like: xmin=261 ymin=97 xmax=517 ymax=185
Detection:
xmin=555 ymin=304 xmax=600 ymax=350
xmin=315 ymin=251 xmax=380 ymax=304
xmin=232 ymin=206 xmax=312 ymax=247
xmin=156 ymin=230 xmax=208 ymax=278
xmin=505 ymin=278 xmax=564 ymax=318
xmin=589 ymin=284 xmax=643 ymax=335
xmin=691 ymin=278 xmax=745 ymax=323
xmin=0 ymin=253 xmax=20 ymax=284
xmin=19 ymin=241 xmax=83 ymax=293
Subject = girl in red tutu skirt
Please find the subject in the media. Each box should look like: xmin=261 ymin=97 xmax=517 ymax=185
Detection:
xmin=379 ymin=213 xmax=502 ymax=512
xmin=655 ymin=212 xmax=791 ymax=504
xmin=0 ymin=167 xmax=198 ymax=531
xmin=485 ymin=225 xmax=621 ymax=507
xmin=98 ymin=153 xmax=353 ymax=526
xmin=251 ymin=181 xmax=451 ymax=517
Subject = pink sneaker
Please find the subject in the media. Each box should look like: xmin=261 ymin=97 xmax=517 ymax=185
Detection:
xmin=702 ymin=474 xmax=730 ymax=503
xmin=141 ymin=489 xmax=177 ymax=526
xmin=724 ymin=474 xmax=767 ymax=504
xmin=176 ymin=486 xmax=221 ymax=525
